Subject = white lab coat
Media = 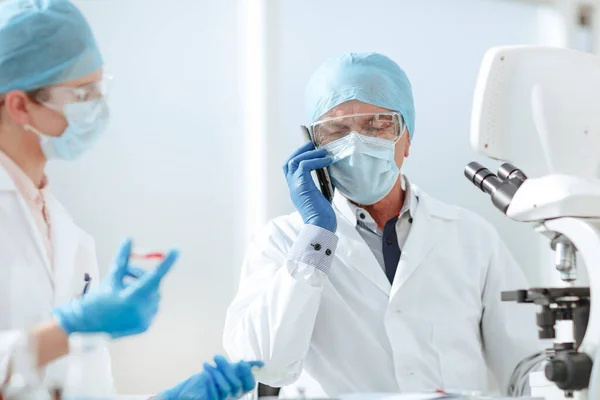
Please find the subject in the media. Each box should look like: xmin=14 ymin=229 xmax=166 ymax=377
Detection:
xmin=0 ymin=163 xmax=111 ymax=388
xmin=223 ymin=186 xmax=543 ymax=396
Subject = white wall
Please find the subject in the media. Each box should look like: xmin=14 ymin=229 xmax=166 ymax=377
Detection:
xmin=262 ymin=0 xmax=552 ymax=286
xmin=47 ymin=0 xmax=241 ymax=394
xmin=46 ymin=0 xmax=558 ymax=395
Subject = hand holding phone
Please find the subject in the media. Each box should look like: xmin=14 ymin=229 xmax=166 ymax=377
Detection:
xmin=300 ymin=125 xmax=334 ymax=202
xmin=282 ymin=133 xmax=337 ymax=233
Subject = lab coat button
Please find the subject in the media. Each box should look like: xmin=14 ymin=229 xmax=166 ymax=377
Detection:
xmin=386 ymin=238 xmax=393 ymax=245
xmin=313 ymin=243 xmax=322 ymax=251
xmin=359 ymin=213 xmax=366 ymax=219
xmin=325 ymin=249 xmax=332 ymax=256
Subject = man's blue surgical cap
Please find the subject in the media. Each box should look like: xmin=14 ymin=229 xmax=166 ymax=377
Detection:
xmin=0 ymin=0 xmax=102 ymax=94
xmin=305 ymin=52 xmax=416 ymax=139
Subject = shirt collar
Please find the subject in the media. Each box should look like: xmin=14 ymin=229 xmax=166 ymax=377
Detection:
xmin=0 ymin=151 xmax=49 ymax=203
xmin=334 ymin=174 xmax=418 ymax=227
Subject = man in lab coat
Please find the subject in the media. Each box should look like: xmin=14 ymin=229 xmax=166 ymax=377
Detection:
xmin=223 ymin=52 xmax=543 ymax=396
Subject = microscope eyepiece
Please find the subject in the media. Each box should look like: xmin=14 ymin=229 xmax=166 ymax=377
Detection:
xmin=498 ymin=163 xmax=528 ymax=187
xmin=464 ymin=161 xmax=525 ymax=214
xmin=464 ymin=162 xmax=503 ymax=195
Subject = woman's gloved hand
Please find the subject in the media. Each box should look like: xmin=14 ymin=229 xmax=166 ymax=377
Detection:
xmin=156 ymin=355 xmax=264 ymax=400
xmin=52 ymin=239 xmax=179 ymax=338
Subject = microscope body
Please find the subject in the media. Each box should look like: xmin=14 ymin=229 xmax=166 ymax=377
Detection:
xmin=466 ymin=165 xmax=600 ymax=399
xmin=467 ymin=46 xmax=600 ymax=399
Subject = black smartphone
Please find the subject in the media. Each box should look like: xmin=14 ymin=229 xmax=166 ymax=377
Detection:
xmin=301 ymin=125 xmax=334 ymax=202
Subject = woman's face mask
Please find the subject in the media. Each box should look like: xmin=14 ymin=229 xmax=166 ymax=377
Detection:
xmin=322 ymin=132 xmax=400 ymax=205
xmin=25 ymin=99 xmax=110 ymax=161
xmin=23 ymin=76 xmax=111 ymax=161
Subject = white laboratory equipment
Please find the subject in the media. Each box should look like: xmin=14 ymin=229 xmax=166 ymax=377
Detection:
xmin=464 ymin=45 xmax=600 ymax=400
xmin=62 ymin=334 xmax=115 ymax=400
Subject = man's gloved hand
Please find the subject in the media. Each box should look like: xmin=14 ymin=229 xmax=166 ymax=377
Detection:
xmin=156 ymin=355 xmax=264 ymax=400
xmin=53 ymin=239 xmax=179 ymax=338
xmin=284 ymin=141 xmax=337 ymax=232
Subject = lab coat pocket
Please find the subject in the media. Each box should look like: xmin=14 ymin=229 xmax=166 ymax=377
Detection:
xmin=433 ymin=318 xmax=487 ymax=392
xmin=390 ymin=311 xmax=443 ymax=391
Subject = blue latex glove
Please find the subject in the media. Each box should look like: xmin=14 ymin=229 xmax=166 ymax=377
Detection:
xmin=283 ymin=141 xmax=337 ymax=232
xmin=53 ymin=239 xmax=179 ymax=338
xmin=156 ymin=355 xmax=263 ymax=400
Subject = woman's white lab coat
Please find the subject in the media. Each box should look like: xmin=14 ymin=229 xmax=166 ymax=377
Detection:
xmin=223 ymin=186 xmax=543 ymax=396
xmin=0 ymin=163 xmax=110 ymax=388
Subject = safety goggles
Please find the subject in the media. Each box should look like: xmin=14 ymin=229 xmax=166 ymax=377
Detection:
xmin=309 ymin=112 xmax=406 ymax=148
xmin=36 ymin=75 xmax=113 ymax=111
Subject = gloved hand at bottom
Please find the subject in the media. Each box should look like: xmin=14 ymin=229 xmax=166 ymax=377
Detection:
xmin=156 ymin=355 xmax=264 ymax=400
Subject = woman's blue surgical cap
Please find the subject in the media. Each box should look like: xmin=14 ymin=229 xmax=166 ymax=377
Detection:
xmin=305 ymin=52 xmax=416 ymax=139
xmin=0 ymin=0 xmax=102 ymax=94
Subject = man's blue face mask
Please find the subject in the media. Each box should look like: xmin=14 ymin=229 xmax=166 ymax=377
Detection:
xmin=322 ymin=132 xmax=400 ymax=205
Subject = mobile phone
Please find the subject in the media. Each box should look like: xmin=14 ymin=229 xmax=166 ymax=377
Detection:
xmin=301 ymin=125 xmax=334 ymax=202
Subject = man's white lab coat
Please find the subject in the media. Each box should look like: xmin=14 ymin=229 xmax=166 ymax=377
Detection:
xmin=224 ymin=186 xmax=542 ymax=396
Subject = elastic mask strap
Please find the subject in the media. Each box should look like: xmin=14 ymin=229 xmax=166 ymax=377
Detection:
xmin=23 ymin=124 xmax=49 ymax=141
xmin=23 ymin=124 xmax=50 ymax=145
xmin=23 ymin=100 xmax=65 ymax=136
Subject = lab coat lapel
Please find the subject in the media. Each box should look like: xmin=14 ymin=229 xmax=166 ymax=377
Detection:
xmin=0 ymin=165 xmax=53 ymax=281
xmin=334 ymin=193 xmax=391 ymax=296
xmin=46 ymin=195 xmax=81 ymax=301
xmin=390 ymin=189 xmax=445 ymax=299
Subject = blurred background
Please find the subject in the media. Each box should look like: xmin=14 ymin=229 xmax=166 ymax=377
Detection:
xmin=46 ymin=0 xmax=598 ymax=394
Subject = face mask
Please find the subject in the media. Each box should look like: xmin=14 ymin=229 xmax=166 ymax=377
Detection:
xmin=24 ymin=98 xmax=110 ymax=161
xmin=322 ymin=132 xmax=400 ymax=205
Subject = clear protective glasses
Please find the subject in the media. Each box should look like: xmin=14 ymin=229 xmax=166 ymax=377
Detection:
xmin=35 ymin=75 xmax=113 ymax=111
xmin=310 ymin=112 xmax=406 ymax=147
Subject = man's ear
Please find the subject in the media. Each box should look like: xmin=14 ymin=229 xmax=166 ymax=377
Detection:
xmin=404 ymin=135 xmax=411 ymax=158
xmin=3 ymin=90 xmax=33 ymax=126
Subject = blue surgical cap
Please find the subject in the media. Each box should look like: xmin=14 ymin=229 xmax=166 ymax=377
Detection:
xmin=305 ymin=52 xmax=416 ymax=139
xmin=0 ymin=0 xmax=102 ymax=94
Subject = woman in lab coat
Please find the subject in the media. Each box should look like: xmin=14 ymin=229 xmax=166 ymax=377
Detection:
xmin=0 ymin=1 xmax=260 ymax=399
xmin=223 ymin=52 xmax=545 ymax=396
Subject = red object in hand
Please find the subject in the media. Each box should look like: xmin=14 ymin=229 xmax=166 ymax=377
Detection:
xmin=130 ymin=252 xmax=165 ymax=260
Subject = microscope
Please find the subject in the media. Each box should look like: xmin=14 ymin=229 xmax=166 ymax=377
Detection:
xmin=464 ymin=46 xmax=600 ymax=400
